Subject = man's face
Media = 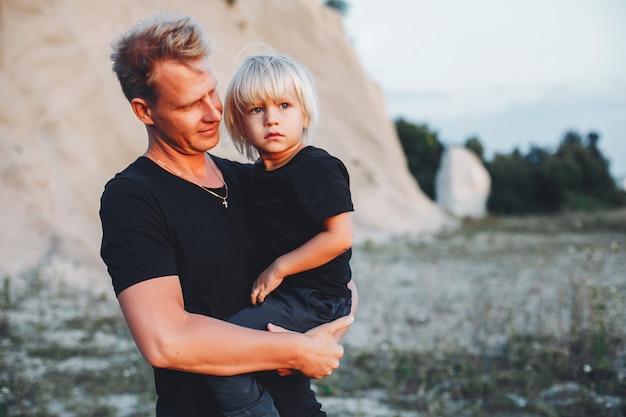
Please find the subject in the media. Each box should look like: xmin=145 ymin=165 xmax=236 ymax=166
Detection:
xmin=147 ymin=57 xmax=223 ymax=155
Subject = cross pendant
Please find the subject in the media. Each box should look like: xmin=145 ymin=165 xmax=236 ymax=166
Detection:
xmin=222 ymin=200 xmax=228 ymax=208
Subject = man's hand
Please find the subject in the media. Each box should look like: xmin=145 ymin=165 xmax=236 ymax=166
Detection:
xmin=268 ymin=315 xmax=354 ymax=379
xmin=251 ymin=263 xmax=283 ymax=305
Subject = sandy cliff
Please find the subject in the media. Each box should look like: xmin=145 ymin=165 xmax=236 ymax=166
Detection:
xmin=0 ymin=0 xmax=453 ymax=277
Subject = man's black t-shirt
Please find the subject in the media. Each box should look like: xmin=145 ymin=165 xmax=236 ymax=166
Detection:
xmin=100 ymin=155 xmax=257 ymax=416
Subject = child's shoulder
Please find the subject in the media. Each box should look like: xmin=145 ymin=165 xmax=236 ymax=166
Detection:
xmin=300 ymin=146 xmax=342 ymax=163
xmin=297 ymin=146 xmax=349 ymax=176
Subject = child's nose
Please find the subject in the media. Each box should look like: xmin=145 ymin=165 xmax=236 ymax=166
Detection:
xmin=264 ymin=107 xmax=279 ymax=125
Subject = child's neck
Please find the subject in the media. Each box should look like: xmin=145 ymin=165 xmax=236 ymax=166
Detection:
xmin=261 ymin=142 xmax=306 ymax=171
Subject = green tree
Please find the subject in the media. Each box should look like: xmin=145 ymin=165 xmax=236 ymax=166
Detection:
xmin=485 ymin=130 xmax=625 ymax=214
xmin=394 ymin=121 xmax=625 ymax=214
xmin=486 ymin=148 xmax=563 ymax=214
xmin=464 ymin=136 xmax=485 ymax=162
xmin=394 ymin=118 xmax=444 ymax=199
xmin=324 ymin=0 xmax=350 ymax=15
xmin=554 ymin=130 xmax=624 ymax=209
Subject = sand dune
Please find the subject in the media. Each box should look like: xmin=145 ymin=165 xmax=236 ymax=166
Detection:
xmin=0 ymin=0 xmax=453 ymax=278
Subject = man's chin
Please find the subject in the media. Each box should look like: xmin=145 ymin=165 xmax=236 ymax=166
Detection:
xmin=198 ymin=135 xmax=220 ymax=151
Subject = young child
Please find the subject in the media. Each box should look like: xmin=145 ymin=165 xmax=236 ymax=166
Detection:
xmin=203 ymin=53 xmax=354 ymax=417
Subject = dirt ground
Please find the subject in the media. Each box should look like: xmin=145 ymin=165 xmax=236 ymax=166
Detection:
xmin=1 ymin=210 xmax=625 ymax=416
xmin=347 ymin=221 xmax=626 ymax=353
xmin=322 ymin=211 xmax=626 ymax=416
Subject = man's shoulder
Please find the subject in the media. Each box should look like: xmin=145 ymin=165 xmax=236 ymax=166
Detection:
xmin=101 ymin=157 xmax=173 ymax=206
xmin=108 ymin=156 xmax=149 ymax=177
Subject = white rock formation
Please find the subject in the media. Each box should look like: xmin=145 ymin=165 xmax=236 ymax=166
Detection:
xmin=435 ymin=146 xmax=491 ymax=219
xmin=0 ymin=0 xmax=454 ymax=277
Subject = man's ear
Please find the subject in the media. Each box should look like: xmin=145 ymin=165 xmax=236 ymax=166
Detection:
xmin=131 ymin=98 xmax=154 ymax=125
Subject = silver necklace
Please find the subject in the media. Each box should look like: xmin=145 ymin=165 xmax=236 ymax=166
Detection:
xmin=156 ymin=156 xmax=229 ymax=208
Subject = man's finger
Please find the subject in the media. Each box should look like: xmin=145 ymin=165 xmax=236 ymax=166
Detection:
xmin=267 ymin=323 xmax=292 ymax=333
xmin=251 ymin=288 xmax=261 ymax=305
xmin=323 ymin=315 xmax=354 ymax=335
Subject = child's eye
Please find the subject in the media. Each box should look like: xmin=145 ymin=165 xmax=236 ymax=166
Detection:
xmin=251 ymin=107 xmax=263 ymax=114
xmin=280 ymin=103 xmax=290 ymax=109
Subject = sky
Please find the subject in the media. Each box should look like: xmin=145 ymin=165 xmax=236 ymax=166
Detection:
xmin=343 ymin=0 xmax=626 ymax=183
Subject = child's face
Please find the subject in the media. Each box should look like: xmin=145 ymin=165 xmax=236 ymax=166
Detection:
xmin=241 ymin=88 xmax=308 ymax=161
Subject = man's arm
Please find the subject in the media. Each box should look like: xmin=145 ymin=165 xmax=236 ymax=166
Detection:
xmin=251 ymin=212 xmax=352 ymax=304
xmin=117 ymin=275 xmax=352 ymax=378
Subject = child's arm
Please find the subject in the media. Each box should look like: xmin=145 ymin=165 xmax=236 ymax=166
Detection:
xmin=251 ymin=211 xmax=352 ymax=305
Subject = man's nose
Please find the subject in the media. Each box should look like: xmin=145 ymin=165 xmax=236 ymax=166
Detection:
xmin=202 ymin=95 xmax=222 ymax=121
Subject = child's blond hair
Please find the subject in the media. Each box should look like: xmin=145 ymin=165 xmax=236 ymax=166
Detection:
xmin=224 ymin=53 xmax=319 ymax=161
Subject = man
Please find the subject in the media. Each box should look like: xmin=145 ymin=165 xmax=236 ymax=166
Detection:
xmin=100 ymin=12 xmax=356 ymax=416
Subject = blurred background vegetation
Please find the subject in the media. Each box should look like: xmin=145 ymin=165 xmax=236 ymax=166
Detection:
xmin=395 ymin=117 xmax=626 ymax=215
xmin=327 ymin=0 xmax=625 ymax=217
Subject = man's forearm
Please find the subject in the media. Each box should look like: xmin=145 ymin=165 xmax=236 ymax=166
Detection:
xmin=118 ymin=275 xmax=350 ymax=378
xmin=153 ymin=312 xmax=305 ymax=375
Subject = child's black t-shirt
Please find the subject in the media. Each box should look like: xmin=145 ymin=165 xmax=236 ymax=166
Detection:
xmin=251 ymin=146 xmax=354 ymax=298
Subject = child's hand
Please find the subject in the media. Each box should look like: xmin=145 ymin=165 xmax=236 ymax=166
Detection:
xmin=251 ymin=264 xmax=283 ymax=305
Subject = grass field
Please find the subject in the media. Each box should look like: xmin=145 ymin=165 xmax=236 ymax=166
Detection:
xmin=1 ymin=210 xmax=625 ymax=416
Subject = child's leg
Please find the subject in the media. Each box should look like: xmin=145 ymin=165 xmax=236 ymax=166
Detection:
xmin=204 ymin=373 xmax=278 ymax=417
xmin=227 ymin=287 xmax=351 ymax=332
xmin=203 ymin=299 xmax=284 ymax=417
xmin=232 ymin=292 xmax=327 ymax=416
xmin=257 ymin=370 xmax=327 ymax=417
xmin=223 ymin=288 xmax=351 ymax=417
